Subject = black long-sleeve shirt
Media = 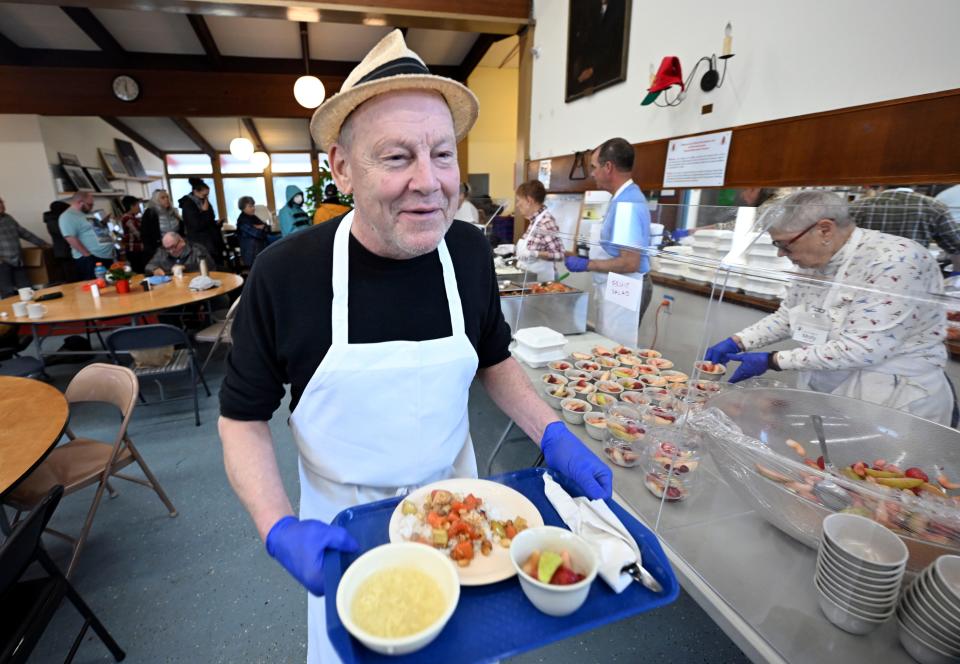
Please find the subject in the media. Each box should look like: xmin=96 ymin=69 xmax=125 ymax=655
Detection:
xmin=220 ymin=217 xmax=512 ymax=421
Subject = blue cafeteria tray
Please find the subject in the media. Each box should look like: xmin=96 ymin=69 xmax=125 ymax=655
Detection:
xmin=324 ymin=467 xmax=679 ymax=663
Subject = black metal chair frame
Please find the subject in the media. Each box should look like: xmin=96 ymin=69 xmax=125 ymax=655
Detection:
xmin=0 ymin=485 xmax=125 ymax=663
xmin=106 ymin=323 xmax=211 ymax=426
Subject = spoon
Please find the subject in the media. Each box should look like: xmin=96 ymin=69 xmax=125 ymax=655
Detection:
xmin=621 ymin=562 xmax=664 ymax=594
xmin=811 ymin=415 xmax=833 ymax=471
xmin=810 ymin=415 xmax=851 ymax=510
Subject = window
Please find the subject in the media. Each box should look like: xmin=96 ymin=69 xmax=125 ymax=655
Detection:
xmin=270 ymin=152 xmax=312 ymax=174
xmin=169 ymin=177 xmax=220 ymax=220
xmin=166 ymin=153 xmax=212 ymax=175
xmin=220 ymin=154 xmax=265 ymax=175
xmin=273 ymin=176 xmax=314 ymax=212
xmin=222 ymin=177 xmax=267 ymax=224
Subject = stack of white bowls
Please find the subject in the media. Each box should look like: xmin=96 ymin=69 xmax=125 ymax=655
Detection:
xmin=897 ymin=555 xmax=960 ymax=664
xmin=815 ymin=513 xmax=907 ymax=635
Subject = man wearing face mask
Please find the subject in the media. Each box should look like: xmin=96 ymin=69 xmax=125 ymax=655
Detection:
xmin=218 ymin=31 xmax=612 ymax=663
xmin=279 ymin=185 xmax=311 ymax=237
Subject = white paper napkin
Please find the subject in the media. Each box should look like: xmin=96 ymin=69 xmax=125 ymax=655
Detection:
xmin=542 ymin=473 xmax=641 ymax=593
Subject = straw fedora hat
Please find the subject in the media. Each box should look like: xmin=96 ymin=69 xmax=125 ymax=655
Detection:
xmin=309 ymin=29 xmax=479 ymax=152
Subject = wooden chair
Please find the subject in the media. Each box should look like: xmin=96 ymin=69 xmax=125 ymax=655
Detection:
xmin=4 ymin=363 xmax=177 ymax=578
xmin=0 ymin=485 xmax=125 ymax=663
xmin=106 ymin=324 xmax=211 ymax=426
xmin=196 ymin=295 xmax=241 ymax=372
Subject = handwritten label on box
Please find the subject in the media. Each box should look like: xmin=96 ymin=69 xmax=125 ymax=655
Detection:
xmin=604 ymin=272 xmax=643 ymax=312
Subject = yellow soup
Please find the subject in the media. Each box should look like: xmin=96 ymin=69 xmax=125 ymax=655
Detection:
xmin=350 ymin=567 xmax=446 ymax=639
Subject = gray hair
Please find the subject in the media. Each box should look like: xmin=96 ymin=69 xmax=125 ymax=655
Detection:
xmin=162 ymin=231 xmax=182 ymax=244
xmin=148 ymin=189 xmax=181 ymax=217
xmin=761 ymin=190 xmax=852 ymax=234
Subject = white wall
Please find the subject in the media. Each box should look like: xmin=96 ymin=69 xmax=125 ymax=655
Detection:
xmin=529 ymin=0 xmax=960 ymax=159
xmin=0 ymin=115 xmax=57 ymax=237
xmin=37 ymin=116 xmax=164 ymax=176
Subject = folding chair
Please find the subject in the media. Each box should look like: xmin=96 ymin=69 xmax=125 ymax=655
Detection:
xmin=196 ymin=295 xmax=241 ymax=371
xmin=0 ymin=329 xmax=43 ymax=378
xmin=0 ymin=485 xmax=125 ymax=663
xmin=106 ymin=324 xmax=211 ymax=426
xmin=4 ymin=363 xmax=177 ymax=578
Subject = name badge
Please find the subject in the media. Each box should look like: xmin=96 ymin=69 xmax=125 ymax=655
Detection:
xmin=791 ymin=306 xmax=831 ymax=346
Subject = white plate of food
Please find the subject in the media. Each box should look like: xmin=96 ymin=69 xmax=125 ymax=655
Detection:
xmin=388 ymin=478 xmax=544 ymax=586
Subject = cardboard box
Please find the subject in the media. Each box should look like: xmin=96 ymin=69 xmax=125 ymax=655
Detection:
xmin=21 ymin=246 xmax=52 ymax=286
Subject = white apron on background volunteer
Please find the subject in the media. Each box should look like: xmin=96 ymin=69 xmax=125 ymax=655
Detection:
xmin=516 ymin=208 xmax=557 ymax=282
xmin=788 ymin=227 xmax=952 ymax=424
xmin=588 ymin=220 xmax=643 ymax=348
xmin=289 ymin=212 xmax=480 ymax=662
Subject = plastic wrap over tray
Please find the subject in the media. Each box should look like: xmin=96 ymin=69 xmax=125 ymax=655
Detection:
xmin=687 ymin=388 xmax=960 ymax=571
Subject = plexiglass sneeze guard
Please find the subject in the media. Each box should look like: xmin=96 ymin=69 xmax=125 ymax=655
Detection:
xmin=505 ymin=197 xmax=960 ymax=663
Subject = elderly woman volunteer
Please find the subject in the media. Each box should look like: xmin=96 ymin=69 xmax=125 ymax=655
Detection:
xmin=218 ymin=31 xmax=612 ymax=663
xmin=706 ymin=190 xmax=952 ymax=424
xmin=515 ymin=179 xmax=565 ymax=282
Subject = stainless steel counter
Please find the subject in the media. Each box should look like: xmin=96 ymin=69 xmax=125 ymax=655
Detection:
xmin=516 ymin=332 xmax=914 ymax=664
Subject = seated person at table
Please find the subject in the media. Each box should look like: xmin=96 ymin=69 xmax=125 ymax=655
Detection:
xmin=145 ymin=232 xmax=213 ymax=276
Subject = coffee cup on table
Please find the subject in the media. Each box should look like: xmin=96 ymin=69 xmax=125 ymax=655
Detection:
xmin=26 ymin=303 xmax=47 ymax=320
xmin=172 ymin=265 xmax=185 ymax=278
xmin=12 ymin=301 xmax=28 ymax=317
xmin=18 ymin=287 xmax=35 ymax=301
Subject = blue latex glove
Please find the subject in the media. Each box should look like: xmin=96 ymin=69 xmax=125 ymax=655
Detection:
xmin=265 ymin=516 xmax=359 ymax=596
xmin=705 ymin=337 xmax=740 ymax=365
xmin=728 ymin=352 xmax=770 ymax=383
xmin=564 ymin=256 xmax=590 ymax=272
xmin=672 ymin=228 xmax=691 ymax=240
xmin=541 ymin=421 xmax=612 ymax=500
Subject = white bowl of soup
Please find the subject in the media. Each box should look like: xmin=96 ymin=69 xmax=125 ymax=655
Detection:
xmin=336 ymin=542 xmax=460 ymax=656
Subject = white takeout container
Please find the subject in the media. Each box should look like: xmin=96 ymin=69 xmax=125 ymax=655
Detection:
xmin=513 ymin=327 xmax=567 ymax=366
xmin=509 ymin=526 xmax=598 ymax=617
xmin=335 ymin=543 xmax=460 ymax=656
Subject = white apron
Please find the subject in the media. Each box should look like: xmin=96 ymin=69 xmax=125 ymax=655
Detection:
xmin=790 ymin=229 xmax=952 ymax=424
xmin=588 ymin=221 xmax=644 ymax=347
xmin=516 ymin=209 xmax=557 ymax=282
xmin=289 ymin=212 xmax=480 ymax=663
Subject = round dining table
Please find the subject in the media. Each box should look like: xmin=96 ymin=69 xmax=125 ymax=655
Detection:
xmin=0 ymin=271 xmax=243 ymax=362
xmin=0 ymin=376 xmax=69 ymax=498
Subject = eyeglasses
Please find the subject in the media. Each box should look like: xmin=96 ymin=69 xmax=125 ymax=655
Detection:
xmin=771 ymin=221 xmax=820 ymax=252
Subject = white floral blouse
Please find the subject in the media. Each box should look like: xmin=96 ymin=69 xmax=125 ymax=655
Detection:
xmin=737 ymin=228 xmax=947 ymax=373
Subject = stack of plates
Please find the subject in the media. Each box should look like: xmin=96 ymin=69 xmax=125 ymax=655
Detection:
xmin=897 ymin=555 xmax=960 ymax=664
xmin=815 ymin=513 xmax=907 ymax=635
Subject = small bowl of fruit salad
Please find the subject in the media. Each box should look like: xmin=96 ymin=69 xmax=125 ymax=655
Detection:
xmin=587 ymin=392 xmax=618 ymax=410
xmin=583 ymin=413 xmax=607 ymax=440
xmin=694 ymin=360 xmax=726 ymax=379
xmin=620 ymin=391 xmax=652 ymax=407
xmin=596 ymin=380 xmax=624 ymax=396
xmin=612 ymin=366 xmax=641 ymax=380
xmin=544 ymin=385 xmax=573 ymax=410
xmin=510 ymin=526 xmax=598 ymax=616
xmin=540 ymin=372 xmax=568 ymax=393
xmin=563 ymin=368 xmax=592 ymax=381
xmin=635 ymin=348 xmax=662 ymax=360
xmin=560 ymin=398 xmax=593 ymax=425
xmin=605 ymin=404 xmax=646 ymax=444
xmin=613 ymin=344 xmax=634 ymax=356
xmin=575 ymin=360 xmax=602 ymax=374
xmin=660 ymin=370 xmax=689 ymax=384
xmin=592 ymin=345 xmax=615 ymax=358
xmin=548 ymin=359 xmax=574 ymax=373
xmin=596 ymin=355 xmax=621 ymax=369
xmin=568 ymin=378 xmax=597 ymax=395
xmin=570 ymin=351 xmax=593 ymax=362
xmin=646 ymin=357 xmax=674 ymax=370
xmin=634 ymin=364 xmax=660 ymax=376
xmin=617 ymin=354 xmax=645 ymax=367
xmin=617 ymin=377 xmax=646 ymax=391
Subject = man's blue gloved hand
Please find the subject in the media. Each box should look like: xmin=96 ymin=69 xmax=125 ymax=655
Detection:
xmin=541 ymin=421 xmax=612 ymax=500
xmin=265 ymin=516 xmax=359 ymax=596
xmin=705 ymin=337 xmax=741 ymax=365
xmin=564 ymin=256 xmax=590 ymax=272
xmin=728 ymin=352 xmax=770 ymax=383
xmin=672 ymin=228 xmax=691 ymax=240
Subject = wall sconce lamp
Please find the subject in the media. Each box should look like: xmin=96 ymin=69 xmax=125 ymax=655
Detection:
xmin=644 ymin=22 xmax=735 ymax=108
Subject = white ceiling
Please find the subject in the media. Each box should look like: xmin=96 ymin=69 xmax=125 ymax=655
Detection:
xmin=479 ymin=35 xmax=519 ymax=69
xmin=0 ymin=3 xmax=98 ymax=50
xmin=116 ymin=117 xmax=199 ymax=151
xmin=307 ymin=22 xmax=393 ymax=62
xmin=92 ymin=8 xmax=205 ymax=55
xmin=186 ymin=117 xmax=244 ymax=152
xmin=405 ymin=29 xmax=477 ymax=66
xmin=204 ymin=15 xmax=302 ymax=59
xmin=253 ymin=118 xmax=311 ymax=151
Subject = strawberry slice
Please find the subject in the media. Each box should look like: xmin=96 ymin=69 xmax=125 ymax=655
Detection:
xmin=550 ymin=565 xmax=585 ymax=585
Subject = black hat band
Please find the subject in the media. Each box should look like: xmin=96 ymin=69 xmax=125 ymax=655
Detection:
xmin=356 ymin=57 xmax=431 ymax=85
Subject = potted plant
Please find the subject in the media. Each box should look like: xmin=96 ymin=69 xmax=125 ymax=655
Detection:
xmin=108 ymin=262 xmax=132 ymax=293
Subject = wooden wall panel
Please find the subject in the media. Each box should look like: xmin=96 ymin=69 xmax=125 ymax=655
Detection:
xmin=526 ymin=89 xmax=960 ymax=192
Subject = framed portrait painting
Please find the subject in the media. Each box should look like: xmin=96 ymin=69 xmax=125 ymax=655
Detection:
xmin=566 ymin=0 xmax=632 ymax=102
xmin=63 ymin=164 xmax=95 ymax=192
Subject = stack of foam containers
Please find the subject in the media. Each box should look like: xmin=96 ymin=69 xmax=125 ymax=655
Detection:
xmin=511 ymin=326 xmax=568 ymax=368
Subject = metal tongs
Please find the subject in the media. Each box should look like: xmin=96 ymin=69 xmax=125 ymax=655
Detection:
xmin=620 ymin=562 xmax=664 ymax=594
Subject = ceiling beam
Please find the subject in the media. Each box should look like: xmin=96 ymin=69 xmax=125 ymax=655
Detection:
xmin=186 ymin=14 xmax=221 ymax=66
xmin=242 ymin=118 xmax=266 ymax=152
xmin=4 ymin=48 xmax=457 ymax=79
xmin=20 ymin=1 xmax=532 ymax=35
xmin=172 ymin=117 xmax=216 ymax=156
xmin=0 ymin=65 xmax=336 ymax=117
xmin=456 ymin=34 xmax=500 ymax=82
xmin=60 ymin=6 xmax=125 ymax=56
xmin=100 ymin=116 xmax=164 ymax=159
xmin=0 ymin=32 xmax=25 ymax=65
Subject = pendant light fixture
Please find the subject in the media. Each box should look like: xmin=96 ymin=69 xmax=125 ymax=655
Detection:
xmin=293 ymin=22 xmax=325 ymax=109
xmin=251 ymin=151 xmax=270 ymax=171
xmin=230 ymin=118 xmax=254 ymax=161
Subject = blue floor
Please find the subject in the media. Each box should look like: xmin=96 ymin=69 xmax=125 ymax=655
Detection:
xmin=20 ymin=357 xmax=749 ymax=663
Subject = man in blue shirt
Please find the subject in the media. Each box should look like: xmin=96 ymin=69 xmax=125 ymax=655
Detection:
xmin=58 ymin=192 xmax=115 ymax=280
xmin=565 ymin=137 xmax=653 ymax=344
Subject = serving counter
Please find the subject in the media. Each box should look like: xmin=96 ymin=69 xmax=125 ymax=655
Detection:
xmin=515 ymin=332 xmax=916 ymax=664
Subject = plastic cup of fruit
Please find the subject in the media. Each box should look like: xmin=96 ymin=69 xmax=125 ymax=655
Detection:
xmin=644 ymin=405 xmax=679 ymax=426
xmin=587 ymin=392 xmax=618 ymax=409
xmin=540 ymin=372 xmax=569 ymax=394
xmin=509 ymin=526 xmax=598 ymax=617
xmin=583 ymin=413 xmax=607 ymax=440
xmin=605 ymin=404 xmax=646 ymax=444
xmin=603 ymin=442 xmax=642 ymax=468
xmin=335 ymin=542 xmax=460 ymax=655
xmin=620 ymin=391 xmax=652 ymax=408
xmin=560 ymin=398 xmax=593 ymax=425
xmin=644 ymin=386 xmax=674 ymax=405
xmin=694 ymin=360 xmax=727 ymax=380
xmin=543 ymin=386 xmax=572 ymax=410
